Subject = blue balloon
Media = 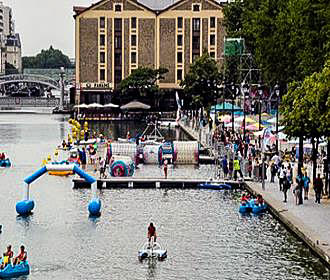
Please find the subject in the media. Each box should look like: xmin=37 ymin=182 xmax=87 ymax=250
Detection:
xmin=16 ymin=200 xmax=35 ymax=215
xmin=88 ymin=199 xmax=101 ymax=216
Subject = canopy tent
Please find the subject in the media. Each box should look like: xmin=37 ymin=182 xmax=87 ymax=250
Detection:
xmin=210 ymin=102 xmax=242 ymax=112
xmin=103 ymin=103 xmax=119 ymax=108
xmin=74 ymin=103 xmax=88 ymax=109
xmin=87 ymin=103 xmax=104 ymax=108
xmin=120 ymin=101 xmax=151 ymax=110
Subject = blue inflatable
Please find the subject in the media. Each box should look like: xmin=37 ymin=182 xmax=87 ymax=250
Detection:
xmin=239 ymin=199 xmax=267 ymax=214
xmin=0 ymin=260 xmax=30 ymax=278
xmin=88 ymin=198 xmax=101 ymax=216
xmin=198 ymin=183 xmax=232 ymax=190
xmin=0 ymin=159 xmax=11 ymax=167
xmin=16 ymin=200 xmax=35 ymax=216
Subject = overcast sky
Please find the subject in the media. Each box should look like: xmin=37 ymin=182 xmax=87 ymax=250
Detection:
xmin=3 ymin=0 xmax=95 ymax=58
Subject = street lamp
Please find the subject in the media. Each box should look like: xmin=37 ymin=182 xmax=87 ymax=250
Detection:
xmin=60 ymin=66 xmax=65 ymax=110
xmin=241 ymin=83 xmax=249 ymax=142
xmin=274 ymin=83 xmax=280 ymax=152
xmin=257 ymin=83 xmax=263 ymax=131
xmin=230 ymin=82 xmax=235 ymax=134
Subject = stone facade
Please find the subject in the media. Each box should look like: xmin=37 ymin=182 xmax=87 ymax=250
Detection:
xmin=184 ymin=18 xmax=191 ymax=75
xmin=79 ymin=18 xmax=98 ymax=83
xmin=159 ymin=18 xmax=176 ymax=83
xmin=217 ymin=18 xmax=225 ymax=65
xmin=138 ymin=19 xmax=155 ymax=68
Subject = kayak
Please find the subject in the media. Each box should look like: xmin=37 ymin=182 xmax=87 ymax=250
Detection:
xmin=198 ymin=183 xmax=232 ymax=190
xmin=0 ymin=260 xmax=30 ymax=278
xmin=138 ymin=241 xmax=167 ymax=261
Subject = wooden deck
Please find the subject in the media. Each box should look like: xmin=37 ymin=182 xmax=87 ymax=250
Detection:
xmin=72 ymin=177 xmax=244 ymax=189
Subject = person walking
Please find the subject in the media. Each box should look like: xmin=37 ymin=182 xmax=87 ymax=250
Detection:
xmin=221 ymin=155 xmax=228 ymax=179
xmin=278 ymin=164 xmax=286 ymax=191
xmin=295 ymin=172 xmax=304 ymax=205
xmin=282 ymin=171 xmax=291 ymax=203
xmin=79 ymin=147 xmax=87 ymax=170
xmin=302 ymin=172 xmax=310 ymax=200
xmin=233 ymin=157 xmax=243 ymax=181
xmin=163 ymin=160 xmax=168 ymax=179
xmin=314 ymin=174 xmax=323 ymax=204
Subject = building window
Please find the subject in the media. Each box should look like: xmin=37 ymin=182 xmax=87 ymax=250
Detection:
xmin=192 ymin=4 xmax=200 ymax=12
xmin=177 ymin=34 xmax=183 ymax=46
xmin=210 ymin=17 xmax=216 ymax=28
xmin=131 ymin=52 xmax=137 ymax=64
xmin=114 ymin=4 xmax=122 ymax=12
xmin=115 ymin=69 xmax=122 ymax=83
xmin=177 ymin=17 xmax=183 ymax=29
xmin=100 ymin=52 xmax=105 ymax=63
xmin=210 ymin=52 xmax=215 ymax=58
xmin=114 ymin=36 xmax=122 ymax=49
xmin=177 ymin=52 xmax=183 ymax=64
xmin=131 ymin=17 xmax=137 ymax=29
xmin=100 ymin=17 xmax=105 ymax=29
xmin=100 ymin=34 xmax=105 ymax=46
xmin=114 ymin=18 xmax=122 ymax=31
xmin=210 ymin=34 xmax=215 ymax=46
xmin=177 ymin=69 xmax=183 ymax=81
xmin=192 ymin=36 xmax=200 ymax=50
xmin=100 ymin=69 xmax=105 ymax=81
xmin=131 ymin=35 xmax=137 ymax=46
xmin=115 ymin=53 xmax=122 ymax=66
xmin=192 ymin=18 xmax=200 ymax=32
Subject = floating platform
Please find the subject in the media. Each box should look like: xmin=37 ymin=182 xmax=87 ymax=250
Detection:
xmin=73 ymin=177 xmax=243 ymax=189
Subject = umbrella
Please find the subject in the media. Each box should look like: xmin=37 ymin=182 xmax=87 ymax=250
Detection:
xmin=261 ymin=112 xmax=270 ymax=117
xmin=120 ymin=101 xmax=151 ymax=110
xmin=87 ymin=103 xmax=104 ymax=108
xmin=246 ymin=124 xmax=263 ymax=131
xmin=235 ymin=116 xmax=257 ymax=124
xmin=74 ymin=103 xmax=88 ymax=109
xmin=104 ymin=103 xmax=119 ymax=108
xmin=266 ymin=117 xmax=277 ymax=124
xmin=220 ymin=115 xmax=232 ymax=123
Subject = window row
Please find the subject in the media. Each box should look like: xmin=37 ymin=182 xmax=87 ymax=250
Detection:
xmin=99 ymin=17 xmax=137 ymax=29
xmin=177 ymin=17 xmax=216 ymax=30
xmin=99 ymin=35 xmax=137 ymax=47
xmin=98 ymin=52 xmax=137 ymax=64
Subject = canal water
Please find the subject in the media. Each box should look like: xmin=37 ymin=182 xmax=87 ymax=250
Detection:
xmin=0 ymin=114 xmax=329 ymax=280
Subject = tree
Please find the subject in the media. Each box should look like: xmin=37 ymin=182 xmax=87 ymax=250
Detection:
xmin=281 ymin=60 xmax=330 ymax=185
xmin=5 ymin=62 xmax=18 ymax=75
xmin=180 ymin=52 xmax=222 ymax=110
xmin=22 ymin=46 xmax=73 ymax=69
xmin=119 ymin=67 xmax=168 ymax=104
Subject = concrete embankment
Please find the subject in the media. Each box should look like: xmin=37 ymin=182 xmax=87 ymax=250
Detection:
xmin=245 ymin=182 xmax=330 ymax=268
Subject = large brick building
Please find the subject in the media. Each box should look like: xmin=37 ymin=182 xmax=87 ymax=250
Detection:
xmin=74 ymin=0 xmax=225 ymax=104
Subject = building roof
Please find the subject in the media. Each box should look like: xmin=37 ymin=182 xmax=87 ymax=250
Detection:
xmin=6 ymin=33 xmax=20 ymax=48
xmin=74 ymin=0 xmax=226 ymax=17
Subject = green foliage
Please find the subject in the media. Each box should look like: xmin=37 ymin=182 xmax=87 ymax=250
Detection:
xmin=119 ymin=67 xmax=168 ymax=97
xmin=223 ymin=0 xmax=330 ymax=85
xmin=180 ymin=52 xmax=222 ymax=109
xmin=281 ymin=60 xmax=330 ymax=139
xmin=22 ymin=46 xmax=73 ymax=69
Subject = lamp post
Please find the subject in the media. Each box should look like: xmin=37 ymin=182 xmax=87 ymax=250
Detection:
xmin=231 ymin=82 xmax=235 ymax=134
xmin=241 ymin=83 xmax=249 ymax=142
xmin=60 ymin=67 xmax=65 ymax=111
xmin=257 ymin=83 xmax=263 ymax=131
xmin=274 ymin=83 xmax=280 ymax=152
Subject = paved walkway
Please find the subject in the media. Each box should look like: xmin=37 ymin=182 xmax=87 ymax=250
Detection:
xmin=246 ymin=178 xmax=330 ymax=267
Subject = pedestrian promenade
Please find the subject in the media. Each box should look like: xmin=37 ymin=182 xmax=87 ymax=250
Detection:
xmin=245 ymin=179 xmax=330 ymax=267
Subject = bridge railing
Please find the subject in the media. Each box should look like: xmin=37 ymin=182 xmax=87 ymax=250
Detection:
xmin=0 ymin=74 xmax=60 ymax=89
xmin=0 ymin=97 xmax=60 ymax=107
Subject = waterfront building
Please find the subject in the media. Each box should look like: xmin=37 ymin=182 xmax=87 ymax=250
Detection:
xmin=0 ymin=2 xmax=22 ymax=74
xmin=73 ymin=0 xmax=225 ymax=105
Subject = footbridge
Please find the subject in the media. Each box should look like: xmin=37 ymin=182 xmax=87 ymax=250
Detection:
xmin=16 ymin=164 xmax=101 ymax=217
xmin=0 ymin=74 xmax=60 ymax=90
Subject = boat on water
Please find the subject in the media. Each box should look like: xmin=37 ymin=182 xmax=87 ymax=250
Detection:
xmin=198 ymin=183 xmax=232 ymax=190
xmin=0 ymin=260 xmax=30 ymax=278
xmin=0 ymin=159 xmax=11 ymax=168
xmin=138 ymin=241 xmax=167 ymax=261
xmin=239 ymin=199 xmax=267 ymax=214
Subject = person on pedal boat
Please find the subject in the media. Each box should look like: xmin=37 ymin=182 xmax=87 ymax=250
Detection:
xmin=13 ymin=245 xmax=27 ymax=266
xmin=0 ymin=245 xmax=13 ymax=268
xmin=148 ymin=223 xmax=157 ymax=242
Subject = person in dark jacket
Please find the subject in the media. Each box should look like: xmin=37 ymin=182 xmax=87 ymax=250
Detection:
xmin=314 ymin=174 xmax=323 ymax=204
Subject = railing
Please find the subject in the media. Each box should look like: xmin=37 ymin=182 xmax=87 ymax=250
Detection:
xmin=0 ymin=74 xmax=60 ymax=89
xmin=0 ymin=97 xmax=60 ymax=107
